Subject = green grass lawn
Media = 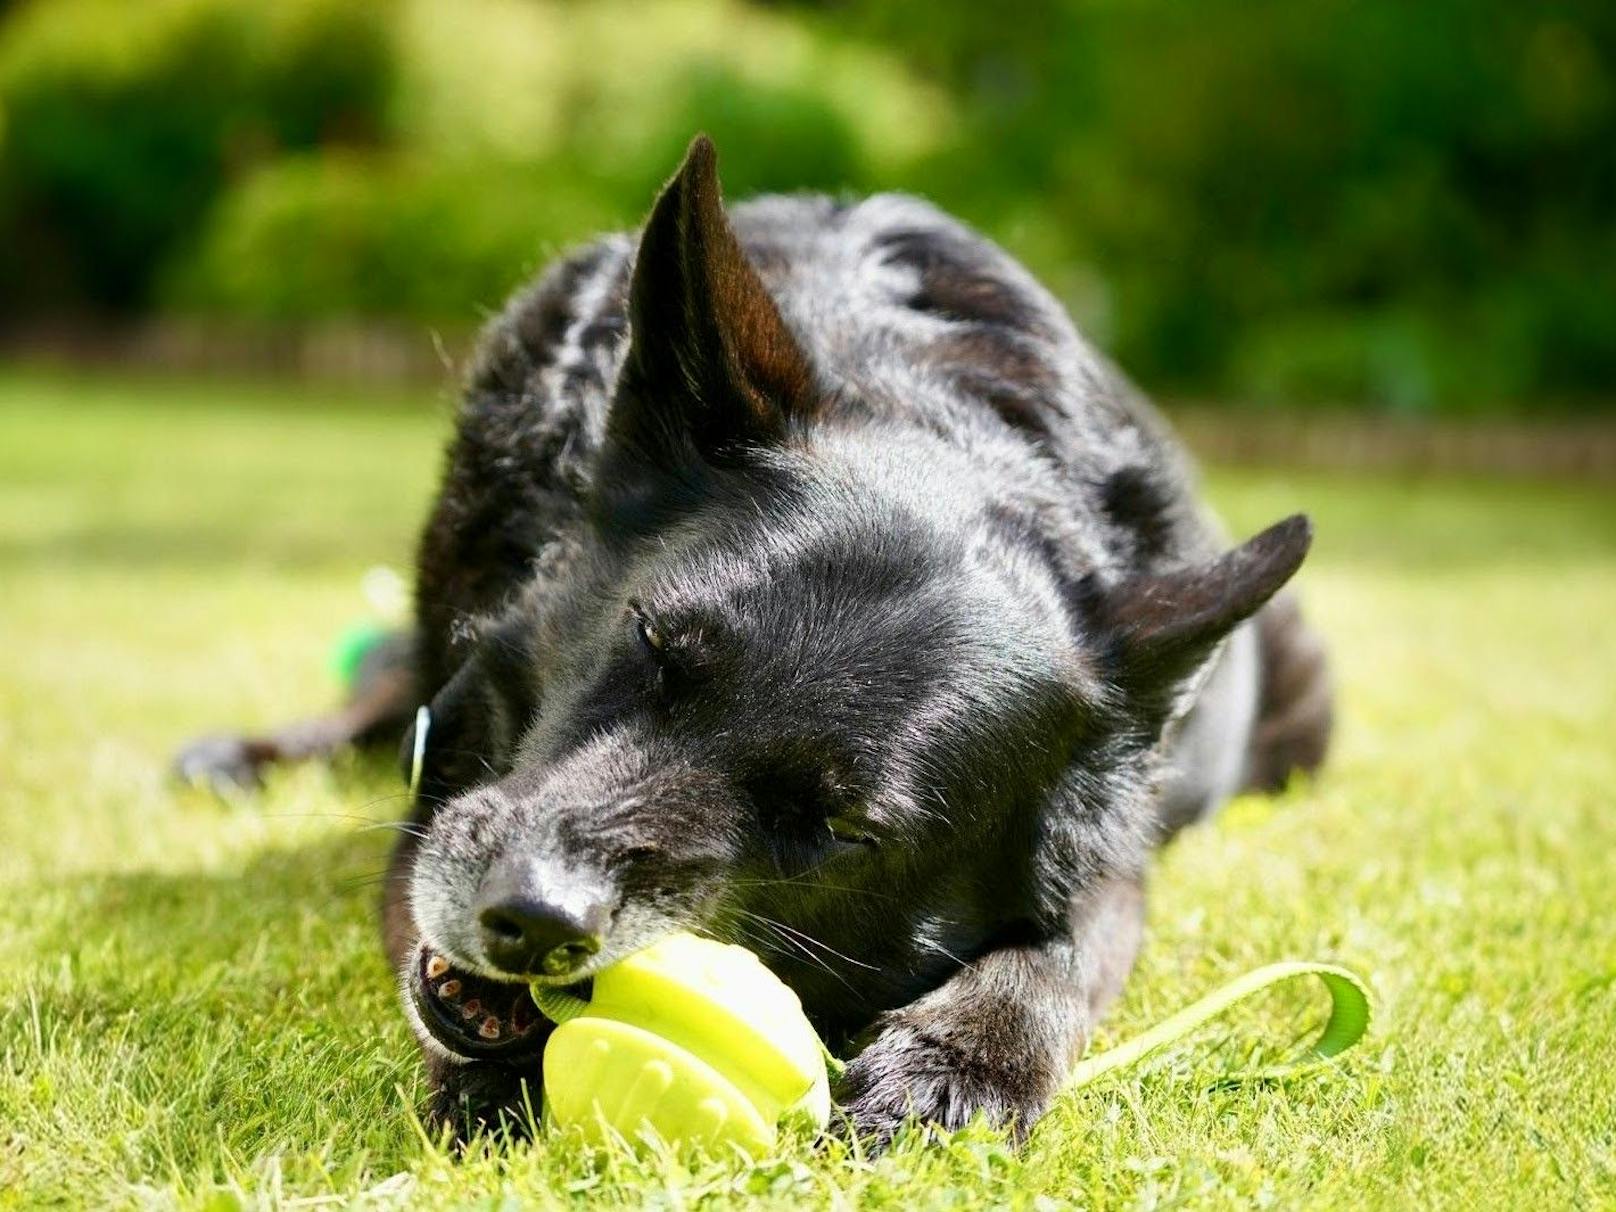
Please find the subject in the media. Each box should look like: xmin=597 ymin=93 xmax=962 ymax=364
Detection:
xmin=2 ymin=367 xmax=1613 ymax=1209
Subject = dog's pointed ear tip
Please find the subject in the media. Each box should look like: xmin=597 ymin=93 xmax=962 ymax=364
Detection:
xmin=645 ymin=136 xmax=718 ymax=218
xmin=1261 ymin=512 xmax=1314 ymax=554
xmin=679 ymin=134 xmax=719 ymax=182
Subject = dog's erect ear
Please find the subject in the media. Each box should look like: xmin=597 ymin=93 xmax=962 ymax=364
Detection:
xmin=612 ymin=134 xmax=815 ymax=463
xmin=1099 ymin=515 xmax=1313 ymax=714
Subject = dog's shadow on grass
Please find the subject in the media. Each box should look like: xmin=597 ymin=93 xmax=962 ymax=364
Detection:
xmin=13 ymin=762 xmax=436 ymax=1163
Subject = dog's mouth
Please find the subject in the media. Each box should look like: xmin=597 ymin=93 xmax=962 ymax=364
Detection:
xmin=407 ymin=943 xmax=549 ymax=1062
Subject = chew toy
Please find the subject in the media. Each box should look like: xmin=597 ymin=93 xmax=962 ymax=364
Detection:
xmin=530 ymin=933 xmax=835 ymax=1154
xmin=528 ymin=933 xmax=1371 ymax=1156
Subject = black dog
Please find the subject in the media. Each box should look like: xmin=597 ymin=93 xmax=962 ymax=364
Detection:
xmin=178 ymin=136 xmax=1331 ymax=1144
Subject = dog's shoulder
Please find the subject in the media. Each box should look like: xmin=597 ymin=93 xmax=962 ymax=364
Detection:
xmin=464 ymin=232 xmax=637 ymax=422
xmin=415 ymin=235 xmax=636 ymax=683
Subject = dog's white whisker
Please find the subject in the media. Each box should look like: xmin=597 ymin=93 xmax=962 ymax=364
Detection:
xmin=742 ymin=910 xmax=880 ymax=971
xmin=735 ymin=910 xmax=858 ymax=992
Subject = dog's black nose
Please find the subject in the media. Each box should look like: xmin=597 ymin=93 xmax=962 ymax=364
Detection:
xmin=475 ymin=859 xmax=610 ymax=977
xmin=478 ymin=898 xmax=602 ymax=976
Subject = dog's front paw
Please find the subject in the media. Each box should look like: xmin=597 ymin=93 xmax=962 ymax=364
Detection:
xmin=835 ymin=1018 xmax=1051 ymax=1148
xmin=424 ymin=1058 xmax=540 ymax=1146
xmin=171 ymin=732 xmax=269 ymax=793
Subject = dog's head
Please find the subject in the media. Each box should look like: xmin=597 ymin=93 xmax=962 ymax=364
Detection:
xmin=401 ymin=138 xmax=1311 ymax=1061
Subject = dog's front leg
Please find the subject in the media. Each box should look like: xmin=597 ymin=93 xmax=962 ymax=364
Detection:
xmin=837 ymin=875 xmax=1143 ymax=1145
xmin=423 ymin=1053 xmax=544 ymax=1144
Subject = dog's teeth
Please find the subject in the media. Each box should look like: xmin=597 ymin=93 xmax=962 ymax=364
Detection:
xmin=426 ymin=955 xmax=450 ymax=979
xmin=460 ymin=999 xmax=482 ymax=1020
xmin=479 ymin=1016 xmax=501 ymax=1040
xmin=436 ymin=979 xmax=461 ymax=1000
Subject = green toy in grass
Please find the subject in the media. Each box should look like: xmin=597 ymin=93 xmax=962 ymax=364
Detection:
xmin=527 ymin=933 xmax=1372 ymax=1156
xmin=329 ymin=566 xmax=411 ymax=690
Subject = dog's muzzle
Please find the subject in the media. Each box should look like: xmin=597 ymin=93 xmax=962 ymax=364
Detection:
xmin=407 ymin=942 xmax=550 ymax=1062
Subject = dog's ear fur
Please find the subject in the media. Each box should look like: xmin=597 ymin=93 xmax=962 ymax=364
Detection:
xmin=612 ymin=134 xmax=816 ymax=464
xmin=1098 ymin=515 xmax=1313 ymax=716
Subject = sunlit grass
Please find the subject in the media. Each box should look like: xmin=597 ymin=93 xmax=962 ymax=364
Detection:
xmin=1 ymin=367 xmax=1612 ymax=1208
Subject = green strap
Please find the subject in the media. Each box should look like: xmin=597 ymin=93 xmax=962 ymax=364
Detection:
xmin=819 ymin=1037 xmax=848 ymax=1082
xmin=531 ymin=983 xmax=592 ymax=1025
xmin=1067 ymin=960 xmax=1372 ymax=1090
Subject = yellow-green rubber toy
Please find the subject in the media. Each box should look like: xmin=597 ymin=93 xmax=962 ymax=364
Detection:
xmin=528 ymin=934 xmax=1372 ymax=1157
xmin=530 ymin=933 xmax=833 ymax=1155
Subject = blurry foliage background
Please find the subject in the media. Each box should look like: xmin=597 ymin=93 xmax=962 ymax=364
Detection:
xmin=0 ymin=0 xmax=1611 ymax=415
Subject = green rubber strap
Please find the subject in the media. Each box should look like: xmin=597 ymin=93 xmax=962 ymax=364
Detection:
xmin=819 ymin=1038 xmax=847 ymax=1082
xmin=530 ymin=983 xmax=593 ymax=1025
xmin=1067 ymin=960 xmax=1372 ymax=1090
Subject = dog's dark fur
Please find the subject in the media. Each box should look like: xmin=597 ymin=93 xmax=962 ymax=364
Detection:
xmin=178 ymin=137 xmax=1332 ymax=1145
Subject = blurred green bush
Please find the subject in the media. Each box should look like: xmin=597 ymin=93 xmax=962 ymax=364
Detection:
xmin=833 ymin=0 xmax=1615 ymax=413
xmin=165 ymin=0 xmax=944 ymax=324
xmin=0 ymin=0 xmax=395 ymax=311
xmin=163 ymin=154 xmax=609 ymax=324
xmin=1 ymin=0 xmax=1611 ymax=414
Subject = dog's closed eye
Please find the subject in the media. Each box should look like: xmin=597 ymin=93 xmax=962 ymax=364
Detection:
xmin=826 ymin=815 xmax=877 ymax=847
xmin=626 ymin=601 xmax=723 ymax=695
xmin=631 ymin=603 xmax=665 ymax=657
xmin=742 ymin=751 xmax=876 ymax=861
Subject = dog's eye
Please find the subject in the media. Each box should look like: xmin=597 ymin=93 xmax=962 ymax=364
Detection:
xmin=743 ymin=762 xmax=856 ymax=828
xmin=826 ymin=815 xmax=877 ymax=847
xmin=629 ymin=602 xmax=666 ymax=660
xmin=638 ymin=616 xmax=664 ymax=655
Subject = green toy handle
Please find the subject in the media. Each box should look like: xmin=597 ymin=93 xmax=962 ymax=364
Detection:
xmin=531 ymin=983 xmax=593 ymax=1025
xmin=1067 ymin=960 xmax=1372 ymax=1091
